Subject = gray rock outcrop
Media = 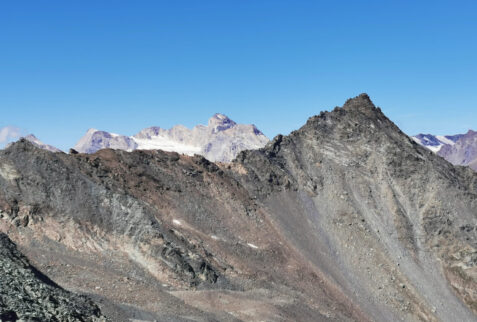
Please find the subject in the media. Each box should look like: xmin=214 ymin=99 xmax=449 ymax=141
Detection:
xmin=0 ymin=233 xmax=106 ymax=321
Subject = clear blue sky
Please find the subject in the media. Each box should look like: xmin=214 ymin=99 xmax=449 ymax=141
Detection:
xmin=1 ymin=1 xmax=476 ymax=150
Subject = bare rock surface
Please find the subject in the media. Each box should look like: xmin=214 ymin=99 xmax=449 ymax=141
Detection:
xmin=0 ymin=94 xmax=476 ymax=321
xmin=0 ymin=233 xmax=106 ymax=321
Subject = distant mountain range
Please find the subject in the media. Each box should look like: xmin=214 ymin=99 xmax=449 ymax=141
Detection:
xmin=73 ymin=113 xmax=269 ymax=162
xmin=412 ymin=131 xmax=477 ymax=170
xmin=5 ymin=115 xmax=477 ymax=171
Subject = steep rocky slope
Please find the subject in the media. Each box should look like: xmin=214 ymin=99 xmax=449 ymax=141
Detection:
xmin=0 ymin=233 xmax=106 ymax=321
xmin=0 ymin=94 xmax=476 ymax=321
xmin=235 ymin=95 xmax=477 ymax=320
xmin=74 ymin=113 xmax=269 ymax=162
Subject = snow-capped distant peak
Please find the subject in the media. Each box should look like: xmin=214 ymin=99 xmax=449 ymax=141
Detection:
xmin=213 ymin=113 xmax=227 ymax=120
xmin=412 ymin=133 xmax=462 ymax=153
xmin=436 ymin=135 xmax=457 ymax=146
xmin=412 ymin=131 xmax=467 ymax=155
xmin=74 ymin=129 xmax=137 ymax=154
xmin=74 ymin=113 xmax=269 ymax=162
xmin=208 ymin=113 xmax=236 ymax=133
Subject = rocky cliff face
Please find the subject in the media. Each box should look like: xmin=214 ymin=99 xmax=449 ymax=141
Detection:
xmin=1 ymin=94 xmax=476 ymax=321
xmin=74 ymin=114 xmax=269 ymax=162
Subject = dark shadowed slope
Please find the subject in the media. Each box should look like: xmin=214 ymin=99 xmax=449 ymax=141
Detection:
xmin=0 ymin=94 xmax=476 ymax=321
xmin=0 ymin=233 xmax=106 ymax=321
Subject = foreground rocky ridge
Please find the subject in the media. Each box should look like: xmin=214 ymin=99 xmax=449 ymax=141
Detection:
xmin=0 ymin=94 xmax=476 ymax=321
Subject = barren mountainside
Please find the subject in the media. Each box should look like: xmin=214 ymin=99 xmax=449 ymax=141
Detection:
xmin=1 ymin=94 xmax=476 ymax=321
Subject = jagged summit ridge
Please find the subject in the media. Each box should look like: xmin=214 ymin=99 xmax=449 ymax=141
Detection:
xmin=342 ymin=93 xmax=376 ymax=111
xmin=243 ymin=94 xmax=402 ymax=175
xmin=292 ymin=94 xmax=401 ymax=147
xmin=208 ymin=113 xmax=237 ymax=133
xmin=74 ymin=114 xmax=269 ymax=162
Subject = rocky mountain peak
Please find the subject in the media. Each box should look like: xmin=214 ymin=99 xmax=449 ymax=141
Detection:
xmin=342 ymin=93 xmax=376 ymax=112
xmin=23 ymin=134 xmax=38 ymax=141
xmin=4 ymin=134 xmax=62 ymax=153
xmin=464 ymin=129 xmax=477 ymax=137
xmin=86 ymin=128 xmax=99 ymax=134
xmin=290 ymin=94 xmax=395 ymax=148
xmin=5 ymin=137 xmax=36 ymax=152
xmin=208 ymin=113 xmax=237 ymax=133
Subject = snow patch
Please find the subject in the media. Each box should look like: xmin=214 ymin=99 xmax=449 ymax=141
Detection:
xmin=427 ymin=145 xmax=443 ymax=153
xmin=411 ymin=137 xmax=422 ymax=145
xmin=247 ymin=243 xmax=259 ymax=249
xmin=436 ymin=135 xmax=456 ymax=146
xmin=134 ymin=137 xmax=201 ymax=155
